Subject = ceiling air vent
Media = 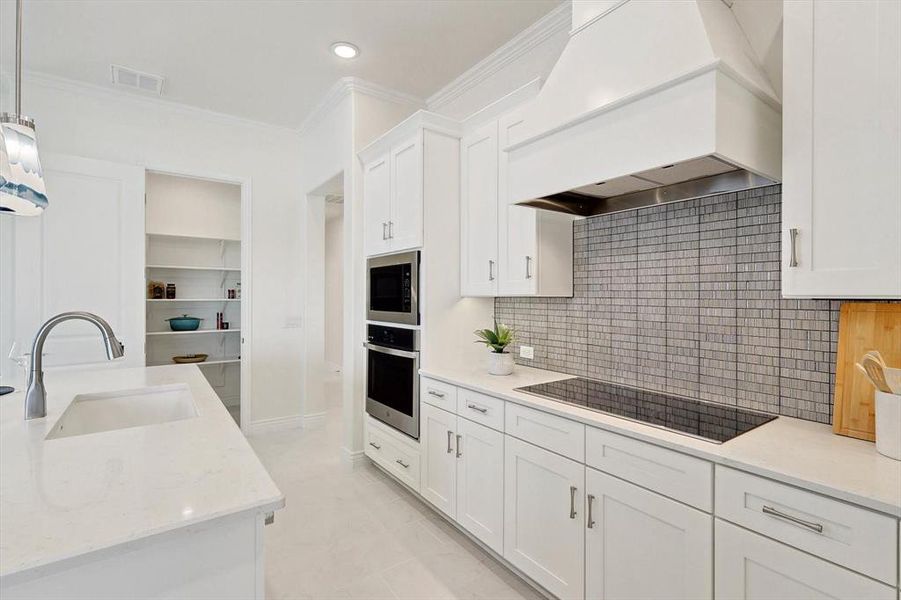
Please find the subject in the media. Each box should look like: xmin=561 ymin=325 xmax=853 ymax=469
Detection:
xmin=110 ymin=64 xmax=164 ymax=95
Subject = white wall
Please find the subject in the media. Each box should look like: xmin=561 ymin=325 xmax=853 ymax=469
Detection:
xmin=0 ymin=73 xmax=304 ymax=423
xmin=146 ymin=172 xmax=241 ymax=240
xmin=298 ymin=84 xmax=419 ymax=456
xmin=324 ymin=203 xmax=343 ymax=371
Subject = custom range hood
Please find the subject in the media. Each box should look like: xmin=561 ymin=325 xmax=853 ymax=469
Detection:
xmin=506 ymin=0 xmax=782 ymax=217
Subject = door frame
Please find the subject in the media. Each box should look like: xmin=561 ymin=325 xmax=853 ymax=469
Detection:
xmin=144 ymin=163 xmax=253 ymax=433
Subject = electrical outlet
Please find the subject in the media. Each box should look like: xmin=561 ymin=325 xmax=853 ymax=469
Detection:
xmin=519 ymin=345 xmax=534 ymax=360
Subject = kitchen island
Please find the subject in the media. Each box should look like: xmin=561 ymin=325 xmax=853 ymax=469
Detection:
xmin=0 ymin=364 xmax=283 ymax=600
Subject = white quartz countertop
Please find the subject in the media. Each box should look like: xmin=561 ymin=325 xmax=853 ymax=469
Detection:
xmin=0 ymin=365 xmax=284 ymax=579
xmin=420 ymin=365 xmax=901 ymax=518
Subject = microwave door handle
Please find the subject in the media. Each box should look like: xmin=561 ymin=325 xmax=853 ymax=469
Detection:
xmin=363 ymin=343 xmax=419 ymax=360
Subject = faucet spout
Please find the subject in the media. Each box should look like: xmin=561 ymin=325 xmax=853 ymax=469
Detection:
xmin=25 ymin=311 xmax=125 ymax=420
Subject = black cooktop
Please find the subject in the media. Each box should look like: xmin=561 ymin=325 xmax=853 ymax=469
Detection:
xmin=515 ymin=378 xmax=776 ymax=443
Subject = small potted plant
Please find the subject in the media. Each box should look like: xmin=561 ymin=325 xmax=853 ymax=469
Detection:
xmin=474 ymin=321 xmax=515 ymax=376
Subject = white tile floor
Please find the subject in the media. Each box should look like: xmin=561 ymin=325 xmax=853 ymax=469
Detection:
xmin=248 ymin=375 xmax=543 ymax=600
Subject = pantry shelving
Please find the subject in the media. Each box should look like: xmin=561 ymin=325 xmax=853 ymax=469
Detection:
xmin=145 ymin=171 xmax=243 ymax=426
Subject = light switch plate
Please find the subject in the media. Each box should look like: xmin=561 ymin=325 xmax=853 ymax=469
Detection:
xmin=520 ymin=345 xmax=534 ymax=359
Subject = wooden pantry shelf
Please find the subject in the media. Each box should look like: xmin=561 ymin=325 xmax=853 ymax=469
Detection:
xmin=146 ymin=329 xmax=241 ymax=337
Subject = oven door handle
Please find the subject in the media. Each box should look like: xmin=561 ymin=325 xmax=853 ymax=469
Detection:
xmin=363 ymin=342 xmax=420 ymax=360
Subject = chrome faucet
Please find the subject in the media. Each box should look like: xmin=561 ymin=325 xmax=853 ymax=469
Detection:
xmin=25 ymin=312 xmax=125 ymax=420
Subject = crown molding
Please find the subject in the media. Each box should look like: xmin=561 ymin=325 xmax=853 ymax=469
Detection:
xmin=426 ymin=1 xmax=571 ymax=111
xmin=298 ymin=76 xmax=424 ymax=137
xmin=16 ymin=69 xmax=301 ymax=135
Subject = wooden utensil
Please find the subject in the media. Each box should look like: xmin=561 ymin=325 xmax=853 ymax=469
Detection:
xmin=833 ymin=303 xmax=901 ymax=441
xmin=858 ymin=359 xmax=892 ymax=393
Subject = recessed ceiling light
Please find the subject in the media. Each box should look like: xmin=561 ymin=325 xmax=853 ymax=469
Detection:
xmin=331 ymin=42 xmax=359 ymax=59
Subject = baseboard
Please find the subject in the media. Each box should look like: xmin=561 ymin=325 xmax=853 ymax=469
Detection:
xmin=246 ymin=414 xmax=303 ymax=435
xmin=303 ymin=411 xmax=327 ymax=429
xmin=341 ymin=447 xmax=367 ymax=467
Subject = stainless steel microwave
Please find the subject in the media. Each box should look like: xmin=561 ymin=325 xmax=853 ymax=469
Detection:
xmin=367 ymin=251 xmax=419 ymax=325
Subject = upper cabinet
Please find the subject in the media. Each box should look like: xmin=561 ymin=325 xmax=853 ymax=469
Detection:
xmin=782 ymin=0 xmax=901 ymax=298
xmin=461 ymin=103 xmax=574 ymax=297
xmin=362 ymin=132 xmax=422 ymax=257
xmin=361 ymin=112 xmax=460 ymax=258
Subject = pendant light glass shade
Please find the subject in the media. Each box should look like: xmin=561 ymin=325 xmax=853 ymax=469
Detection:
xmin=0 ymin=116 xmax=47 ymax=216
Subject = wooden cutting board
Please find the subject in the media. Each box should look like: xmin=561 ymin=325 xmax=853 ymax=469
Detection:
xmin=833 ymin=303 xmax=901 ymax=441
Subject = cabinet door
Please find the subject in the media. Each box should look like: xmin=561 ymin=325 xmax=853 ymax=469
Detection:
xmin=363 ymin=154 xmax=391 ymax=257
xmin=782 ymin=0 xmax=901 ymax=297
xmin=420 ymin=403 xmax=457 ymax=519
xmin=585 ymin=468 xmax=712 ymax=600
xmin=715 ymin=520 xmax=895 ymax=600
xmin=504 ymin=436 xmax=584 ymax=600
xmin=456 ymin=417 xmax=504 ymax=555
xmin=389 ymin=133 xmax=423 ymax=252
xmin=461 ymin=121 xmax=499 ymax=296
xmin=498 ymin=108 xmax=538 ymax=296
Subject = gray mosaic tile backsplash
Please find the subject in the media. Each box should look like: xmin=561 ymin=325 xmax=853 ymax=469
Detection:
xmin=496 ymin=185 xmax=858 ymax=424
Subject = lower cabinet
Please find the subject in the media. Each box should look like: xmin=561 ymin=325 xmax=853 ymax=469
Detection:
xmin=585 ymin=468 xmax=712 ymax=600
xmin=420 ymin=402 xmax=504 ymax=554
xmin=714 ymin=520 xmax=896 ymax=600
xmin=455 ymin=417 xmax=505 ymax=554
xmin=504 ymin=436 xmax=585 ymax=600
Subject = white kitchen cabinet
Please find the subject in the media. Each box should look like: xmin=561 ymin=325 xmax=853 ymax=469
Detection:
xmin=460 ymin=105 xmax=574 ymax=298
xmin=455 ymin=417 xmax=504 ymax=555
xmin=715 ymin=520 xmax=895 ymax=600
xmin=420 ymin=402 xmax=505 ymax=554
xmin=460 ymin=121 xmax=499 ymax=296
xmin=504 ymin=436 xmax=584 ymax=600
xmin=420 ymin=402 xmax=458 ymax=519
xmin=585 ymin=468 xmax=712 ymax=600
xmin=363 ymin=153 xmax=391 ymax=257
xmin=388 ymin=134 xmax=423 ymax=252
xmin=497 ymin=107 xmax=574 ymax=297
xmin=782 ymin=0 xmax=901 ymax=298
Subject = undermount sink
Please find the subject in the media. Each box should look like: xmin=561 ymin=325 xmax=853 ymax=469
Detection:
xmin=46 ymin=384 xmax=198 ymax=440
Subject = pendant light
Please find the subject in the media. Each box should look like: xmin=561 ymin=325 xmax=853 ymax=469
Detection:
xmin=0 ymin=0 xmax=47 ymax=216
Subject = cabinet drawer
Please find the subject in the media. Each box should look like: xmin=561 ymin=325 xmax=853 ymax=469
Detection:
xmin=421 ymin=377 xmax=457 ymax=412
xmin=715 ymin=466 xmax=897 ymax=584
xmin=386 ymin=442 xmax=421 ymax=493
xmin=586 ymin=427 xmax=712 ymax=512
xmin=366 ymin=417 xmax=421 ymax=493
xmin=457 ymin=388 xmax=504 ymax=431
xmin=505 ymin=402 xmax=584 ymax=461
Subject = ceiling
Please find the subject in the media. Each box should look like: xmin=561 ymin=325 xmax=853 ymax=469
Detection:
xmin=2 ymin=0 xmax=561 ymax=129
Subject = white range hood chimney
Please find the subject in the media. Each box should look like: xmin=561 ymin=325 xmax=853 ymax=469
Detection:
xmin=506 ymin=0 xmax=782 ymax=216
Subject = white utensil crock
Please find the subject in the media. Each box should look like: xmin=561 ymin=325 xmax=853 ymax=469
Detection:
xmin=875 ymin=390 xmax=901 ymax=460
xmin=487 ymin=352 xmax=514 ymax=376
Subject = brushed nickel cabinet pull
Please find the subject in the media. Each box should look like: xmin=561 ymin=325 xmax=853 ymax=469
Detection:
xmin=447 ymin=430 xmax=454 ymax=454
xmin=587 ymin=494 xmax=596 ymax=529
xmin=569 ymin=486 xmax=577 ymax=519
xmin=467 ymin=403 xmax=488 ymax=414
xmin=428 ymin=390 xmax=445 ymax=398
xmin=762 ymin=505 xmax=824 ymax=533
xmin=395 ymin=459 xmax=410 ymax=469
xmin=388 ymin=221 xmax=394 ymax=239
xmin=368 ymin=441 xmax=381 ymax=450
xmin=525 ymin=256 xmax=532 ymax=279
xmin=488 ymin=260 xmax=495 ymax=281
xmin=455 ymin=434 xmax=463 ymax=458
xmin=382 ymin=222 xmax=388 ymax=241
xmin=789 ymin=228 xmax=799 ymax=267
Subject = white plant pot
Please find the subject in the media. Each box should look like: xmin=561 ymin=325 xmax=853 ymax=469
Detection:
xmin=487 ymin=351 xmax=514 ymax=376
xmin=875 ymin=390 xmax=901 ymax=461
